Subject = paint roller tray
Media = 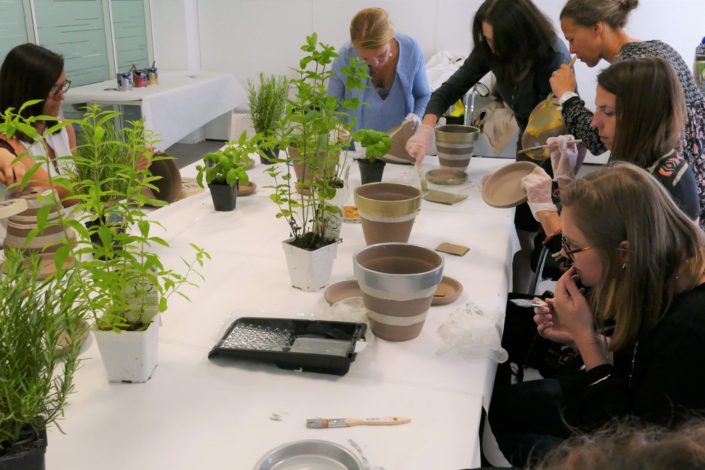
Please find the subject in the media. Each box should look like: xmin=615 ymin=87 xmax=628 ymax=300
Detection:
xmin=208 ymin=317 xmax=367 ymax=376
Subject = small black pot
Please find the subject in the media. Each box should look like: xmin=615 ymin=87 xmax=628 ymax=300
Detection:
xmin=209 ymin=182 xmax=237 ymax=211
xmin=259 ymin=146 xmax=280 ymax=165
xmin=0 ymin=428 xmax=47 ymax=470
xmin=357 ymin=159 xmax=386 ymax=185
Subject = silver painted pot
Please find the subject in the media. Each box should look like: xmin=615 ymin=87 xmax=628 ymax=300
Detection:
xmin=353 ymin=243 xmax=444 ymax=341
xmin=435 ymin=124 xmax=480 ymax=171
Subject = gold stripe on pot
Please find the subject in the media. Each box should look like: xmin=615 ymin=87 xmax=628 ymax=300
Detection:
xmin=434 ymin=124 xmax=481 ymax=144
xmin=354 ymin=183 xmax=421 ymax=219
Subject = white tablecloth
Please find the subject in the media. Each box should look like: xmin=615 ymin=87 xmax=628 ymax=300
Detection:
xmin=46 ymin=155 xmax=519 ymax=470
xmin=64 ymin=71 xmax=246 ymax=150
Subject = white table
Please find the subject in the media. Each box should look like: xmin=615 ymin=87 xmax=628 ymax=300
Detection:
xmin=46 ymin=155 xmax=518 ymax=470
xmin=64 ymin=71 xmax=246 ymax=150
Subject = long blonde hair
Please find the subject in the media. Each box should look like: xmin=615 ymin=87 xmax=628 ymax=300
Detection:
xmin=350 ymin=7 xmax=394 ymax=50
xmin=561 ymin=163 xmax=705 ymax=351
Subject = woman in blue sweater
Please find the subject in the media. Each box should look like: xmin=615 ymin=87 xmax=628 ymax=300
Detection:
xmin=327 ymin=7 xmax=430 ymax=133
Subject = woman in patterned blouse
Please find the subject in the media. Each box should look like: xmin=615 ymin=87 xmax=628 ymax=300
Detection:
xmin=549 ymin=0 xmax=705 ymax=223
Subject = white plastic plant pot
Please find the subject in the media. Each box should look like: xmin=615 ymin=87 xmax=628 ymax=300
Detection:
xmin=282 ymin=239 xmax=338 ymax=292
xmin=93 ymin=320 xmax=159 ymax=383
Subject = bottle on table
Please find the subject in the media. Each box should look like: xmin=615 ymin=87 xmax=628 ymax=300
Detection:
xmin=695 ymin=36 xmax=705 ymax=95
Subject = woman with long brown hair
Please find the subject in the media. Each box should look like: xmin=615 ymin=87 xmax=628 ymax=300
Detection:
xmin=549 ymin=0 xmax=705 ymax=223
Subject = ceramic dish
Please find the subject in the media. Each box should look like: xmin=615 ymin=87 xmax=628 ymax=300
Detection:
xmin=238 ymin=181 xmax=257 ymax=197
xmin=481 ymin=161 xmax=538 ymax=208
xmin=325 ymin=278 xmax=461 ymax=306
xmin=432 ymin=276 xmax=463 ymax=306
xmin=382 ymin=120 xmax=415 ymax=165
xmin=254 ymin=439 xmax=363 ymax=470
xmin=426 ymin=168 xmax=468 ymax=186
xmin=324 ymin=280 xmax=363 ymax=305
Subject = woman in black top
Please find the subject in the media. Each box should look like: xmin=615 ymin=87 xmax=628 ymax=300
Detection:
xmin=405 ymin=0 xmax=570 ymax=165
xmin=491 ymin=164 xmax=705 ymax=466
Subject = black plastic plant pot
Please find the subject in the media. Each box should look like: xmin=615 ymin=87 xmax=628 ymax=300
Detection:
xmin=260 ymin=146 xmax=279 ymax=165
xmin=358 ymin=159 xmax=386 ymax=185
xmin=209 ymin=182 xmax=237 ymax=211
xmin=0 ymin=429 xmax=47 ymax=470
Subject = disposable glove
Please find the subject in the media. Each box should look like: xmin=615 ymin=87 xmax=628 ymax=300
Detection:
xmin=405 ymin=123 xmax=434 ymax=165
xmin=547 ymin=135 xmax=579 ymax=188
xmin=521 ymin=166 xmax=557 ymax=220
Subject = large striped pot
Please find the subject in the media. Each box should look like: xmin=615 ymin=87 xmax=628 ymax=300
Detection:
xmin=435 ymin=124 xmax=480 ymax=171
xmin=4 ymin=187 xmax=75 ymax=253
xmin=354 ymin=243 xmax=444 ymax=341
xmin=354 ymin=183 xmax=421 ymax=246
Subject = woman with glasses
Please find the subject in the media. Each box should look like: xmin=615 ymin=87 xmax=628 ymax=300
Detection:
xmin=327 ymin=7 xmax=431 ymax=133
xmin=523 ymin=57 xmax=700 ymax=266
xmin=0 ymin=43 xmax=75 ymax=199
xmin=490 ymin=163 xmax=705 ymax=466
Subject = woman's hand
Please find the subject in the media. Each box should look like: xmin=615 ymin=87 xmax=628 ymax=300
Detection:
xmin=552 ymin=267 xmax=595 ymax=343
xmin=549 ymin=64 xmax=577 ymax=98
xmin=0 ymin=150 xmax=26 ymax=185
xmin=533 ymin=297 xmax=575 ymax=345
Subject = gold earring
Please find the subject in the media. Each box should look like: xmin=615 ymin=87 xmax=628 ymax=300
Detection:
xmin=622 ymin=263 xmax=627 ymax=270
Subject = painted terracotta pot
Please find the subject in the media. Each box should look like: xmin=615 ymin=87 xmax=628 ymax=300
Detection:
xmin=353 ymin=243 xmax=444 ymax=341
xmin=435 ymin=124 xmax=480 ymax=171
xmin=354 ymin=183 xmax=421 ymax=245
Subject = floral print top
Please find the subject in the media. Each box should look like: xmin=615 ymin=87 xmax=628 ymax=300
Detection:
xmin=561 ymin=40 xmax=705 ymax=222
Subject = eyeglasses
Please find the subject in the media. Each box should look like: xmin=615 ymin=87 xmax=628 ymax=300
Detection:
xmin=50 ymin=79 xmax=71 ymax=96
xmin=561 ymin=235 xmax=592 ymax=262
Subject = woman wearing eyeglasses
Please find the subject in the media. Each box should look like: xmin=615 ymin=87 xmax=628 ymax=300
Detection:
xmin=490 ymin=163 xmax=705 ymax=466
xmin=0 ymin=43 xmax=75 ymax=199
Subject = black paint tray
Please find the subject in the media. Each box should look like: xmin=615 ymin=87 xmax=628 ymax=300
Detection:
xmin=208 ymin=317 xmax=367 ymax=376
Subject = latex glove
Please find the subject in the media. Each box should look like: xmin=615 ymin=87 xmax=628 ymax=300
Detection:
xmin=403 ymin=113 xmax=421 ymax=133
xmin=405 ymin=123 xmax=434 ymax=165
xmin=521 ymin=166 xmax=557 ymax=220
xmin=549 ymin=64 xmax=577 ymax=98
xmin=547 ymin=135 xmax=579 ymax=188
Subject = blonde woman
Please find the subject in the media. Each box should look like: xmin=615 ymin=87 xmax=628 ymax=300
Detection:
xmin=327 ymin=7 xmax=430 ymax=132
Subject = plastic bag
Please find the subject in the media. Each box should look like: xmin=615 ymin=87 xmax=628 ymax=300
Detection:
xmin=521 ymin=93 xmax=566 ymax=161
xmin=436 ymin=300 xmax=508 ymax=363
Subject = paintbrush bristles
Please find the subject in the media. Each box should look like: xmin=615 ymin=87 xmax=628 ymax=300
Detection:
xmin=306 ymin=418 xmax=346 ymax=428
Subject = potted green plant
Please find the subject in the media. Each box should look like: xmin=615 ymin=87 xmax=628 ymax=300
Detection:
xmin=264 ymin=33 xmax=367 ymax=291
xmin=195 ymin=132 xmax=254 ymax=211
xmin=2 ymin=103 xmax=209 ymax=383
xmin=247 ymin=72 xmax=288 ymax=164
xmin=0 ymin=249 xmax=89 ymax=469
xmin=354 ymin=129 xmax=392 ymax=184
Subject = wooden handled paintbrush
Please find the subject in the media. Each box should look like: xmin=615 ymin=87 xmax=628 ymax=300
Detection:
xmin=306 ymin=417 xmax=411 ymax=428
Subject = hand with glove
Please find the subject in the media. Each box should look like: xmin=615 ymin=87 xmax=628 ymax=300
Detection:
xmin=547 ymin=135 xmax=579 ymax=188
xmin=405 ymin=122 xmax=435 ymax=166
xmin=521 ymin=166 xmax=557 ymax=221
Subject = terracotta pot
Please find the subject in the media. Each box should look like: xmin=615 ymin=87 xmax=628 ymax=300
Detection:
xmin=353 ymin=243 xmax=444 ymax=341
xmin=354 ymin=182 xmax=421 ymax=245
xmin=4 ymin=187 xmax=75 ymax=254
xmin=289 ymin=146 xmax=339 ymax=195
xmin=435 ymin=124 xmax=480 ymax=171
